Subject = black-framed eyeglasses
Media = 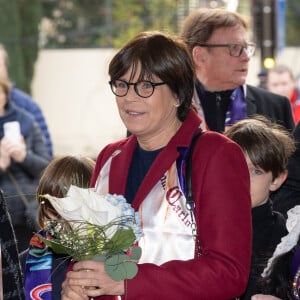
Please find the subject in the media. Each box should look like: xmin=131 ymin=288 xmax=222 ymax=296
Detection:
xmin=197 ymin=43 xmax=256 ymax=57
xmin=109 ymin=79 xmax=166 ymax=98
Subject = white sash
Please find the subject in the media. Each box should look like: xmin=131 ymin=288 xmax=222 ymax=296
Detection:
xmin=95 ymin=151 xmax=195 ymax=265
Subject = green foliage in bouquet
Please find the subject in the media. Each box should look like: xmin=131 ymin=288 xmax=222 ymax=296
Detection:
xmin=39 ymin=216 xmax=142 ymax=281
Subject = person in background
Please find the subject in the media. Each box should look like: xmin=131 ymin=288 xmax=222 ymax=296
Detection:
xmin=257 ymin=68 xmax=268 ymax=90
xmin=225 ymin=116 xmax=296 ymax=299
xmin=0 ymin=77 xmax=51 ymax=253
xmin=267 ymin=65 xmax=300 ymax=124
xmin=61 ymin=31 xmax=252 ymax=300
xmin=180 ymin=8 xmax=295 ymax=133
xmin=0 ymin=43 xmax=53 ymax=157
xmin=20 ymin=155 xmax=95 ymax=300
xmin=0 ymin=189 xmax=24 ymax=300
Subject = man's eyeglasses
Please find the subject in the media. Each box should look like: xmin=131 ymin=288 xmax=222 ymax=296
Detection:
xmin=197 ymin=43 xmax=256 ymax=57
xmin=109 ymin=79 xmax=166 ymax=98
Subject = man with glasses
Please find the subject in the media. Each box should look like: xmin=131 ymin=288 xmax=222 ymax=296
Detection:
xmin=181 ymin=8 xmax=295 ymax=132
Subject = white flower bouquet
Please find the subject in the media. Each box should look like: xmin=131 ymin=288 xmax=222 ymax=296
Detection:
xmin=39 ymin=185 xmax=142 ymax=281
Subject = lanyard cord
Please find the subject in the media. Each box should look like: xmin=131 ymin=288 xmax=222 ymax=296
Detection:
xmin=184 ymin=131 xmax=202 ymax=257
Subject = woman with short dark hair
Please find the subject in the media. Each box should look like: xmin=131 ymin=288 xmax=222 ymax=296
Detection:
xmin=62 ymin=31 xmax=252 ymax=300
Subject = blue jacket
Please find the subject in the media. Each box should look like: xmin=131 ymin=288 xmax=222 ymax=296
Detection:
xmin=10 ymin=86 xmax=53 ymax=157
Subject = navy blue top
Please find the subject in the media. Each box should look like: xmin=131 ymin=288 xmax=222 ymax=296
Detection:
xmin=125 ymin=145 xmax=162 ymax=204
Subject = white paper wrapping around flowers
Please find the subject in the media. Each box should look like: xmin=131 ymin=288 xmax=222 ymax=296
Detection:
xmin=44 ymin=185 xmax=142 ymax=240
xmin=262 ymin=205 xmax=300 ymax=277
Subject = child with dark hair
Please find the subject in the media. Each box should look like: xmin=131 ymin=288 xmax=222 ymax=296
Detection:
xmin=251 ymin=121 xmax=300 ymax=300
xmin=20 ymin=155 xmax=95 ymax=300
xmin=225 ymin=116 xmax=296 ymax=299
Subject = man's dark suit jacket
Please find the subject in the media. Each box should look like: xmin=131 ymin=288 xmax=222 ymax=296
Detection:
xmin=246 ymin=85 xmax=295 ymax=131
xmin=195 ymin=80 xmax=295 ymax=132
